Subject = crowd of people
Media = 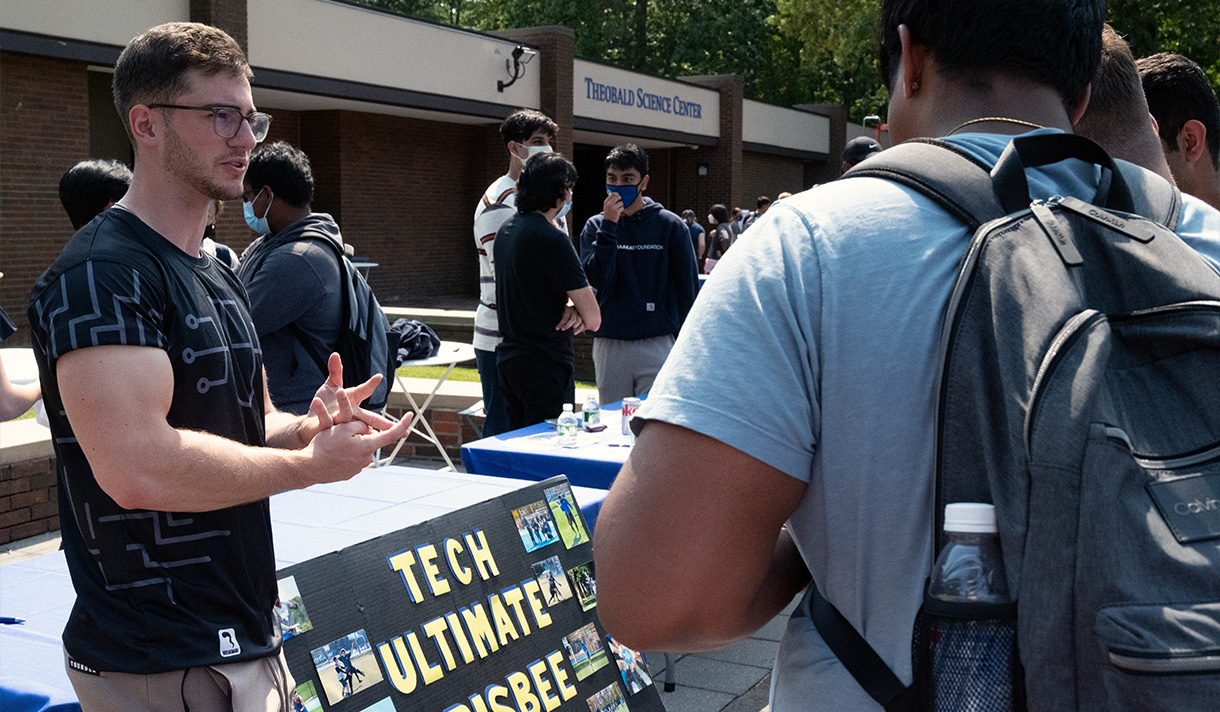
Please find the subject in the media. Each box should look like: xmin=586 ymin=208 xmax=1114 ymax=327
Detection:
xmin=2 ymin=1 xmax=1219 ymax=710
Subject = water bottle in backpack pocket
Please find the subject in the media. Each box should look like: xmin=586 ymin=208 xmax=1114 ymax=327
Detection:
xmin=913 ymin=503 xmax=1025 ymax=712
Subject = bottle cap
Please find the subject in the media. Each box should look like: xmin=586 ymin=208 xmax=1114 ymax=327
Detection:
xmin=943 ymin=503 xmax=997 ymax=533
xmin=562 ymin=404 xmax=573 ymax=412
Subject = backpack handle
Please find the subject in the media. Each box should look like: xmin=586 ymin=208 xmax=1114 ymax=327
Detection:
xmin=991 ymin=133 xmax=1136 ymax=214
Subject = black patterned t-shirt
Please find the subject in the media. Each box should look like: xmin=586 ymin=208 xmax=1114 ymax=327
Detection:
xmin=29 ymin=207 xmax=278 ymax=674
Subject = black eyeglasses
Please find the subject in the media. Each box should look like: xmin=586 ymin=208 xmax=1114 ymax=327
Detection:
xmin=147 ymin=104 xmax=272 ymax=142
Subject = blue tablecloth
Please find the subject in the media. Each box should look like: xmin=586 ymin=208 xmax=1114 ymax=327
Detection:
xmin=0 ymin=467 xmax=606 ymax=712
xmin=460 ymin=399 xmax=643 ymax=490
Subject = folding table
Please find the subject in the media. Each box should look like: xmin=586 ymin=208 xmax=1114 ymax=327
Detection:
xmin=376 ymin=340 xmax=476 ymax=470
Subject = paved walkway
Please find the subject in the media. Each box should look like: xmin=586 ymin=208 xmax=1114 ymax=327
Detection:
xmin=0 ymin=454 xmax=787 ymax=712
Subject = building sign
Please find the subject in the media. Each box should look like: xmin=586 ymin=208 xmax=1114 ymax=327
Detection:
xmin=583 ymin=77 xmax=703 ymax=119
xmin=574 ymin=59 xmax=719 ymax=139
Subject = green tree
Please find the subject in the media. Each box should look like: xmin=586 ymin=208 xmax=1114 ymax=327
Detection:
xmin=775 ymin=0 xmax=885 ymax=123
xmin=1107 ymin=0 xmax=1220 ymax=91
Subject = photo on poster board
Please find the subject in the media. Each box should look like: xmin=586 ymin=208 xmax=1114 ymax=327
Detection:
xmin=567 ymin=560 xmax=597 ymax=611
xmin=276 ymin=575 xmax=314 ymax=640
xmin=563 ymin=622 xmax=611 ymax=681
xmin=607 ymin=635 xmax=654 ymax=695
xmin=309 ymin=629 xmax=385 ymax=705
xmin=532 ymin=555 xmax=573 ymax=606
xmin=292 ymin=679 xmax=320 ymax=712
xmin=353 ymin=697 xmax=395 ymax=712
xmin=587 ymin=680 xmax=631 ymax=712
xmin=545 ymin=482 xmax=589 ymax=548
xmin=511 ymin=499 xmax=559 ymax=552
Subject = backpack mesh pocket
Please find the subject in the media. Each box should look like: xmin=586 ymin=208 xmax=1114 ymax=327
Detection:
xmin=912 ymin=594 xmax=1026 ymax=712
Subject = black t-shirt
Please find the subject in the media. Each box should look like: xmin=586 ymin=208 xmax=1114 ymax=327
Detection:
xmin=28 ymin=208 xmax=278 ymax=674
xmin=494 ymin=212 xmax=589 ymax=366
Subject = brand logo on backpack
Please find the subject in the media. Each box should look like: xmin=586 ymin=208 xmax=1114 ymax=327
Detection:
xmin=1148 ymin=472 xmax=1220 ymax=544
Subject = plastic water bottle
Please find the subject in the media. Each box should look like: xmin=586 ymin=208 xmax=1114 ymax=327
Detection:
xmin=582 ymin=395 xmax=601 ymax=427
xmin=923 ymin=503 xmax=1020 ymax=711
xmin=557 ymin=404 xmax=580 ymax=446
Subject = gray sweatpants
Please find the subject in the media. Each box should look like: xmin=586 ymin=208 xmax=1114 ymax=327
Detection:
xmin=592 ymin=334 xmax=676 ymax=405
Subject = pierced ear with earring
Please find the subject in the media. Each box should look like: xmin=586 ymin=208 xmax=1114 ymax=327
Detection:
xmin=911 ymin=81 xmax=920 ymax=91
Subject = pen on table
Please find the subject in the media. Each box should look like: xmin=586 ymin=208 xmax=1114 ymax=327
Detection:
xmin=0 ymin=616 xmax=26 ymax=625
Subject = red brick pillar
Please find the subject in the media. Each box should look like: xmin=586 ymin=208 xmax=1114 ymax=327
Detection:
xmin=491 ymin=26 xmax=576 ymax=161
xmin=190 ymin=0 xmax=248 ymax=54
xmin=682 ymin=75 xmax=743 ymax=210
xmin=0 ymin=53 xmax=90 ymax=339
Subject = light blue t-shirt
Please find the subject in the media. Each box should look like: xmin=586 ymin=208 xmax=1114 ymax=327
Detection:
xmin=635 ymin=129 xmax=1220 ymax=711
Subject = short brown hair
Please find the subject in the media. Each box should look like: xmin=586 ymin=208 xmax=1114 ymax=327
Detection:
xmin=112 ymin=22 xmax=252 ymax=145
xmin=1074 ymin=25 xmax=1148 ymax=154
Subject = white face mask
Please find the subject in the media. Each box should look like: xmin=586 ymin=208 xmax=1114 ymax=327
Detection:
xmin=707 ymin=213 xmax=716 ymax=224
xmin=516 ymin=143 xmax=553 ymax=161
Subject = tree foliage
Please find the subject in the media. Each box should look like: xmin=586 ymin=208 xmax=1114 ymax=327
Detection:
xmin=348 ymin=0 xmax=1220 ymax=121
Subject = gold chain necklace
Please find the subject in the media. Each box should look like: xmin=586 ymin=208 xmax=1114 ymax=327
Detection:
xmin=946 ymin=117 xmax=1045 ymax=135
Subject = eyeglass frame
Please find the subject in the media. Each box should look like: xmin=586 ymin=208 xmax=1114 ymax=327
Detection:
xmin=146 ymin=103 xmax=272 ymax=142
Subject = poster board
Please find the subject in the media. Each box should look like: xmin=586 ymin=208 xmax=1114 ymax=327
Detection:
xmin=275 ymin=475 xmax=664 ymax=712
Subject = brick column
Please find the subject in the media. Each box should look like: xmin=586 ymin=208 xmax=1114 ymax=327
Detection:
xmin=0 ymin=53 xmax=90 ymax=340
xmin=190 ymin=0 xmax=248 ymax=54
xmin=492 ymin=26 xmax=576 ymax=160
xmin=682 ymin=74 xmax=743 ymax=209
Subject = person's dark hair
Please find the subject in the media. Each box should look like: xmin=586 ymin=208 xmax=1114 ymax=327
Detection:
xmin=878 ymin=0 xmax=1103 ymax=112
xmin=113 ymin=22 xmax=252 ymax=146
xmin=680 ymin=209 xmax=696 ymax=221
xmin=59 ymin=159 xmax=132 ymax=230
xmin=500 ymin=109 xmax=558 ymax=147
xmin=605 ymin=144 xmax=649 ymax=176
xmin=246 ymin=142 xmax=314 ymax=208
xmin=709 ymin=204 xmax=730 ymax=223
xmin=1074 ymin=26 xmax=1154 ymax=158
xmin=1138 ymin=52 xmax=1220 ymax=170
xmin=516 ymin=152 xmax=578 ymax=214
xmin=756 ymin=196 xmax=772 ymax=209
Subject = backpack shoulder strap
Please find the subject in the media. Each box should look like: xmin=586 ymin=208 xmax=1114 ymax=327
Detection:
xmin=1114 ymin=160 xmax=1183 ymax=231
xmin=843 ymin=138 xmax=1006 ymax=230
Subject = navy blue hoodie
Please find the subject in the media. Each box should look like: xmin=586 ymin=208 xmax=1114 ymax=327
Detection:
xmin=579 ymin=198 xmax=699 ymax=340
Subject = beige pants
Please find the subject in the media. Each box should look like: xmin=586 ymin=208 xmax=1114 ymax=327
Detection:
xmin=65 ymin=649 xmax=296 ymax=712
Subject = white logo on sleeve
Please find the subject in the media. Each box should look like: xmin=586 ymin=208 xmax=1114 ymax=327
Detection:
xmin=645 ymin=302 xmax=655 ymax=312
xmin=219 ymin=628 xmax=241 ymax=657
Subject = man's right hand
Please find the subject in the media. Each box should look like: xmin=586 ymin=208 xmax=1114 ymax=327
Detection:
xmin=302 ymin=414 xmax=410 ymax=483
xmin=603 ymin=192 xmax=624 ymax=223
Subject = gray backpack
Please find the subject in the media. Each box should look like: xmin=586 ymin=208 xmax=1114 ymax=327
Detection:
xmin=813 ymin=133 xmax=1220 ymax=711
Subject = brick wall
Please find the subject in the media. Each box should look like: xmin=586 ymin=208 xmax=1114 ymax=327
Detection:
xmin=0 ymin=456 xmax=58 ymax=545
xmin=0 ymin=53 xmax=91 ymax=343
xmin=334 ymin=111 xmax=486 ymax=305
xmin=741 ymin=152 xmax=808 ymax=207
xmin=190 ymin=0 xmax=248 ymax=53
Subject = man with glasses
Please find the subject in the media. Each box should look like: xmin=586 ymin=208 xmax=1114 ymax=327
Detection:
xmin=28 ymin=23 xmax=407 ymax=711
xmin=579 ymin=143 xmax=698 ymax=405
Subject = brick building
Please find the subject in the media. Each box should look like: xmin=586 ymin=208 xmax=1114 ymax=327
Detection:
xmin=0 ymin=0 xmax=848 ymax=336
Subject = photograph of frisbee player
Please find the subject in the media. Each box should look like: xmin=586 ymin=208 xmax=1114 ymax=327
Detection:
xmin=567 ymin=560 xmax=597 ymax=611
xmin=512 ymin=499 xmax=559 ymax=552
xmin=275 ymin=575 xmax=314 ymax=640
xmin=310 ymin=629 xmax=384 ymax=703
xmin=587 ymin=680 xmax=630 ymax=712
xmin=292 ymin=680 xmax=320 ymax=712
xmin=532 ymin=555 xmax=574 ymax=605
xmin=563 ymin=622 xmax=610 ymax=681
xmin=546 ymin=482 xmax=589 ymax=548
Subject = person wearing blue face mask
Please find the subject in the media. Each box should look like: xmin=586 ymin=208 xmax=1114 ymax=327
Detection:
xmin=578 ymin=143 xmax=699 ymax=405
xmin=236 ymin=141 xmax=369 ymax=415
xmin=473 ymin=109 xmax=560 ymax=437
